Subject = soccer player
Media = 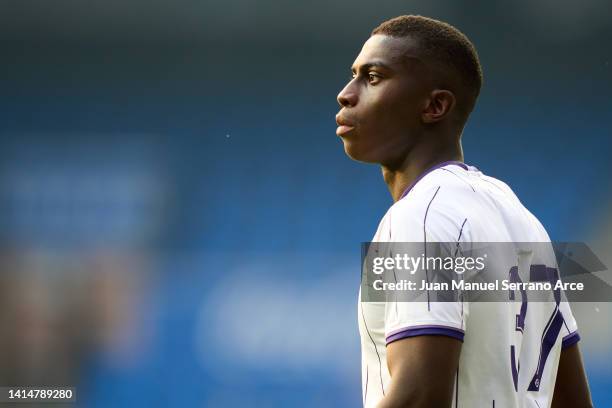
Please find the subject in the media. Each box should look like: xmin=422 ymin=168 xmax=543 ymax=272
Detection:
xmin=335 ymin=15 xmax=593 ymax=408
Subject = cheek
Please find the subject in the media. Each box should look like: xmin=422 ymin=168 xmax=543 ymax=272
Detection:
xmin=365 ymin=102 xmax=417 ymax=138
xmin=367 ymin=87 xmax=421 ymax=128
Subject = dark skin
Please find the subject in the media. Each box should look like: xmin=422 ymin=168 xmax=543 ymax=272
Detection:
xmin=552 ymin=344 xmax=593 ymax=408
xmin=380 ymin=336 xmax=461 ymax=408
xmin=336 ymin=34 xmax=593 ymax=407
xmin=336 ymin=34 xmax=464 ymax=202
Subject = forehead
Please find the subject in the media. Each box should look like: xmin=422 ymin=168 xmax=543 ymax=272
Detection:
xmin=352 ymin=34 xmax=421 ymax=70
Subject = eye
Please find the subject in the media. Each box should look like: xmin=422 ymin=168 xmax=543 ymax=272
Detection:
xmin=368 ymin=72 xmax=381 ymax=84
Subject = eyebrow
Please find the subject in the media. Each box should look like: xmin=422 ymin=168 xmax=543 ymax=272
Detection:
xmin=351 ymin=61 xmax=393 ymax=74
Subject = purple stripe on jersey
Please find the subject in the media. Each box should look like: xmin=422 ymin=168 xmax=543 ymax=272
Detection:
xmin=562 ymin=331 xmax=580 ymax=349
xmin=423 ymin=186 xmax=441 ymax=312
xmin=387 ymin=324 xmax=466 ymax=337
xmin=399 ymin=160 xmax=469 ymax=200
xmin=510 ymin=345 xmax=519 ymax=391
xmin=360 ymin=303 xmax=385 ymax=396
xmin=528 ymin=307 xmax=564 ymax=391
xmin=386 ymin=325 xmax=465 ymax=345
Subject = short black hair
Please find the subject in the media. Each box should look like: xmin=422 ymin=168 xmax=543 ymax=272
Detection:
xmin=372 ymin=15 xmax=483 ymax=120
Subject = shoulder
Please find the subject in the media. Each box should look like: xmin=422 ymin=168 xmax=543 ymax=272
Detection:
xmin=387 ymin=164 xmax=477 ymax=241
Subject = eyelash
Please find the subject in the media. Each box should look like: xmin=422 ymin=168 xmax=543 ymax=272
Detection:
xmin=351 ymin=72 xmax=381 ymax=84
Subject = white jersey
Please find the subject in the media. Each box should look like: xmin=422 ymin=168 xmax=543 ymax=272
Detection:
xmin=359 ymin=161 xmax=580 ymax=408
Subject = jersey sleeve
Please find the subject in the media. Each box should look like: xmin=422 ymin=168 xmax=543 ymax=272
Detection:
xmin=527 ymin=211 xmax=581 ymax=350
xmin=559 ymin=300 xmax=580 ymax=349
xmin=383 ymin=191 xmax=468 ymax=345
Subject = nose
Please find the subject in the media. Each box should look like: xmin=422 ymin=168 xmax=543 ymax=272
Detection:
xmin=337 ymin=81 xmax=358 ymax=108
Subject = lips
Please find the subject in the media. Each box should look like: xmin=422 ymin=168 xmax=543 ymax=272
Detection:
xmin=336 ymin=114 xmax=356 ymax=136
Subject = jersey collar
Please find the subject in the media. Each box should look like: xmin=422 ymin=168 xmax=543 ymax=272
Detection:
xmin=398 ymin=160 xmax=469 ymax=200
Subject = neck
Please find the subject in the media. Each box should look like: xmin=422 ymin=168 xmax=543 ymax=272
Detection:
xmin=382 ymin=138 xmax=463 ymax=202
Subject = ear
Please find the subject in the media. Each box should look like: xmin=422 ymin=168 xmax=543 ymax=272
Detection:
xmin=421 ymin=89 xmax=456 ymax=124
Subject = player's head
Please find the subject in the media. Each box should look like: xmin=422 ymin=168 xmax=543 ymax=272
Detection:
xmin=336 ymin=15 xmax=483 ymax=165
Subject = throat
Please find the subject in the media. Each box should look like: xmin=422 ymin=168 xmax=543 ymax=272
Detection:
xmin=382 ymin=148 xmax=463 ymax=203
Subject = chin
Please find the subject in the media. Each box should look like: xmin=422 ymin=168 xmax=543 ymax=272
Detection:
xmin=341 ymin=139 xmax=379 ymax=164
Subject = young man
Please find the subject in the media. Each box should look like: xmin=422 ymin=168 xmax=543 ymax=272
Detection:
xmin=336 ymin=15 xmax=592 ymax=408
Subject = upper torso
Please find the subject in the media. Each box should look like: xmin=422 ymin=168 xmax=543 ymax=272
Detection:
xmin=359 ymin=162 xmax=579 ymax=408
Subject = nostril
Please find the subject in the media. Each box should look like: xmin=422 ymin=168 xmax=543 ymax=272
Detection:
xmin=337 ymin=92 xmax=354 ymax=108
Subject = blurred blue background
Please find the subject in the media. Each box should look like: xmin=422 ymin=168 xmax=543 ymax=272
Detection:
xmin=0 ymin=0 xmax=611 ymax=406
